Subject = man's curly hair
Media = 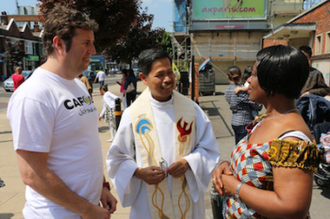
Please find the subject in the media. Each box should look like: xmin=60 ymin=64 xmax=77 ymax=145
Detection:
xmin=42 ymin=5 xmax=99 ymax=56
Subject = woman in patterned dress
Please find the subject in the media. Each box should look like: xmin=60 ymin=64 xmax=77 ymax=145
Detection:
xmin=212 ymin=45 xmax=321 ymax=219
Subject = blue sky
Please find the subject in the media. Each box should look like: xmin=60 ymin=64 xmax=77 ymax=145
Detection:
xmin=0 ymin=0 xmax=173 ymax=32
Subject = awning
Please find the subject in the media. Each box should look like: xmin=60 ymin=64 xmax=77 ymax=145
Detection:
xmin=199 ymin=58 xmax=211 ymax=71
xmin=26 ymin=55 xmax=39 ymax=62
xmin=263 ymin=23 xmax=316 ymax=40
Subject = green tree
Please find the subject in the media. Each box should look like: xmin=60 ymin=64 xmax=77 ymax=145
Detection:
xmin=38 ymin=0 xmax=140 ymax=52
xmin=103 ymin=8 xmax=173 ymax=67
xmin=4 ymin=39 xmax=26 ymax=73
xmin=154 ymin=30 xmax=173 ymax=58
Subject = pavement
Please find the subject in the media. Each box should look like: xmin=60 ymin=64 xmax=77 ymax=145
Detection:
xmin=0 ymin=75 xmax=330 ymax=219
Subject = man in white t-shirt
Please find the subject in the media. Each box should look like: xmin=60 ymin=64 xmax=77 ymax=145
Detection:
xmin=95 ymin=68 xmax=106 ymax=86
xmin=7 ymin=6 xmax=117 ymax=219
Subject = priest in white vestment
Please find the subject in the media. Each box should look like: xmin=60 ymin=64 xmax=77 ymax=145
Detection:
xmin=106 ymin=48 xmax=220 ymax=219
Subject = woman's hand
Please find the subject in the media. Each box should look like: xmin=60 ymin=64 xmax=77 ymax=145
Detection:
xmin=212 ymin=161 xmax=233 ymax=196
xmin=221 ymin=174 xmax=240 ymax=197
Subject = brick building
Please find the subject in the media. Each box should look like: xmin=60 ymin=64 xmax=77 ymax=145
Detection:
xmin=264 ymin=0 xmax=330 ymax=86
xmin=0 ymin=12 xmax=43 ymax=80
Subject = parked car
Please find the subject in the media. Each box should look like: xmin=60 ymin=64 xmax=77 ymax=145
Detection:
xmin=3 ymin=70 xmax=33 ymax=92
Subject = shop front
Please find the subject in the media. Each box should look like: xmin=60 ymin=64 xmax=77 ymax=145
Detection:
xmin=25 ymin=55 xmax=39 ymax=70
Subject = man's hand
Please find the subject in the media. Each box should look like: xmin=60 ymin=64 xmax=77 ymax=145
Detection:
xmin=134 ymin=166 xmax=165 ymax=185
xmin=167 ymin=159 xmax=190 ymax=178
xmin=16 ymin=150 xmax=110 ymax=219
xmin=81 ymin=204 xmax=110 ymax=219
xmin=100 ymin=187 xmax=117 ymax=214
xmin=98 ymin=116 xmax=102 ymax=121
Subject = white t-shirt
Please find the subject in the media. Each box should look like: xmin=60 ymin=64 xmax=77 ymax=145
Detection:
xmin=7 ymin=68 xmax=103 ymax=219
xmin=96 ymin=70 xmax=106 ymax=81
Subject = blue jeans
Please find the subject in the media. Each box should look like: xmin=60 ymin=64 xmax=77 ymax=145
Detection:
xmin=232 ymin=125 xmax=248 ymax=144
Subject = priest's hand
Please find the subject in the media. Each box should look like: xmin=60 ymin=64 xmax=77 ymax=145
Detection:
xmin=167 ymin=159 xmax=190 ymax=178
xmin=134 ymin=166 xmax=165 ymax=185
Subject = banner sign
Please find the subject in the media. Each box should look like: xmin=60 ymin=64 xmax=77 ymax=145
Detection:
xmin=26 ymin=55 xmax=39 ymax=62
xmin=192 ymin=0 xmax=266 ymax=20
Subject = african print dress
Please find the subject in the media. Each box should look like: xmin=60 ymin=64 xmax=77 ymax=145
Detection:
xmin=223 ymin=122 xmax=320 ymax=218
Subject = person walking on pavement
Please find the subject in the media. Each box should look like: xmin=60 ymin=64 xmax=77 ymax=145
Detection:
xmin=95 ymin=67 xmax=106 ymax=86
xmin=116 ymin=69 xmax=128 ymax=109
xmin=123 ymin=68 xmax=137 ymax=107
xmin=99 ymin=84 xmax=119 ymax=142
xmin=7 ymin=5 xmax=117 ymax=219
xmin=11 ymin=66 xmax=25 ymax=92
xmin=299 ymin=45 xmax=330 ymax=97
xmin=79 ymin=73 xmax=93 ymax=98
xmin=106 ymin=48 xmax=220 ymax=219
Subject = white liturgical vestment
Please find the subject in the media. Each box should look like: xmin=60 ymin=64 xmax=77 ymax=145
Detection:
xmin=106 ymin=89 xmax=220 ymax=219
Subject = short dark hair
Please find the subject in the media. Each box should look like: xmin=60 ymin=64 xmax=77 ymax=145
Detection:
xmin=42 ymin=5 xmax=98 ymax=56
xmin=256 ymin=45 xmax=309 ymax=99
xmin=127 ymin=69 xmax=135 ymax=77
xmin=122 ymin=69 xmax=128 ymax=77
xmin=138 ymin=48 xmax=171 ymax=76
xmin=100 ymin=84 xmax=108 ymax=92
xmin=299 ymin=45 xmax=312 ymax=57
xmin=242 ymin=66 xmax=253 ymax=84
xmin=226 ymin=66 xmax=241 ymax=83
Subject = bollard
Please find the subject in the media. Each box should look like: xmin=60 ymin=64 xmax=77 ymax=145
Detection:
xmin=210 ymin=188 xmax=223 ymax=219
xmin=115 ymin=98 xmax=122 ymax=129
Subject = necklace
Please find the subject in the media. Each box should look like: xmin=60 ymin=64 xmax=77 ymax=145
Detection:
xmin=264 ymin=108 xmax=298 ymax=119
xmin=254 ymin=108 xmax=299 ymax=128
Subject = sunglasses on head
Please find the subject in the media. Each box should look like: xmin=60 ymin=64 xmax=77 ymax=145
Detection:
xmin=68 ymin=12 xmax=90 ymax=22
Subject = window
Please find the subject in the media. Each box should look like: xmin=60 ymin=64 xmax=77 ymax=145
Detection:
xmin=326 ymin=31 xmax=330 ymax=54
xmin=25 ymin=41 xmax=33 ymax=54
xmin=315 ymin=34 xmax=322 ymax=55
xmin=39 ymin=44 xmax=44 ymax=56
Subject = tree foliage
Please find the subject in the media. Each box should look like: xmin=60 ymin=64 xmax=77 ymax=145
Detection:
xmin=103 ymin=7 xmax=173 ymax=66
xmin=155 ymin=30 xmax=173 ymax=58
xmin=37 ymin=0 xmax=140 ymax=52
xmin=4 ymin=39 xmax=26 ymax=71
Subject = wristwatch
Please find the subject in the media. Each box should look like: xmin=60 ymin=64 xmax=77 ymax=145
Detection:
xmin=103 ymin=181 xmax=110 ymax=191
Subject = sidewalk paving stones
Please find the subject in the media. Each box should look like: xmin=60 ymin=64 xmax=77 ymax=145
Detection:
xmin=0 ymin=77 xmax=329 ymax=218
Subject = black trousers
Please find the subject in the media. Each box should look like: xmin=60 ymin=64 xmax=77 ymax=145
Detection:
xmin=232 ymin=125 xmax=248 ymax=144
xmin=126 ymin=93 xmax=136 ymax=107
